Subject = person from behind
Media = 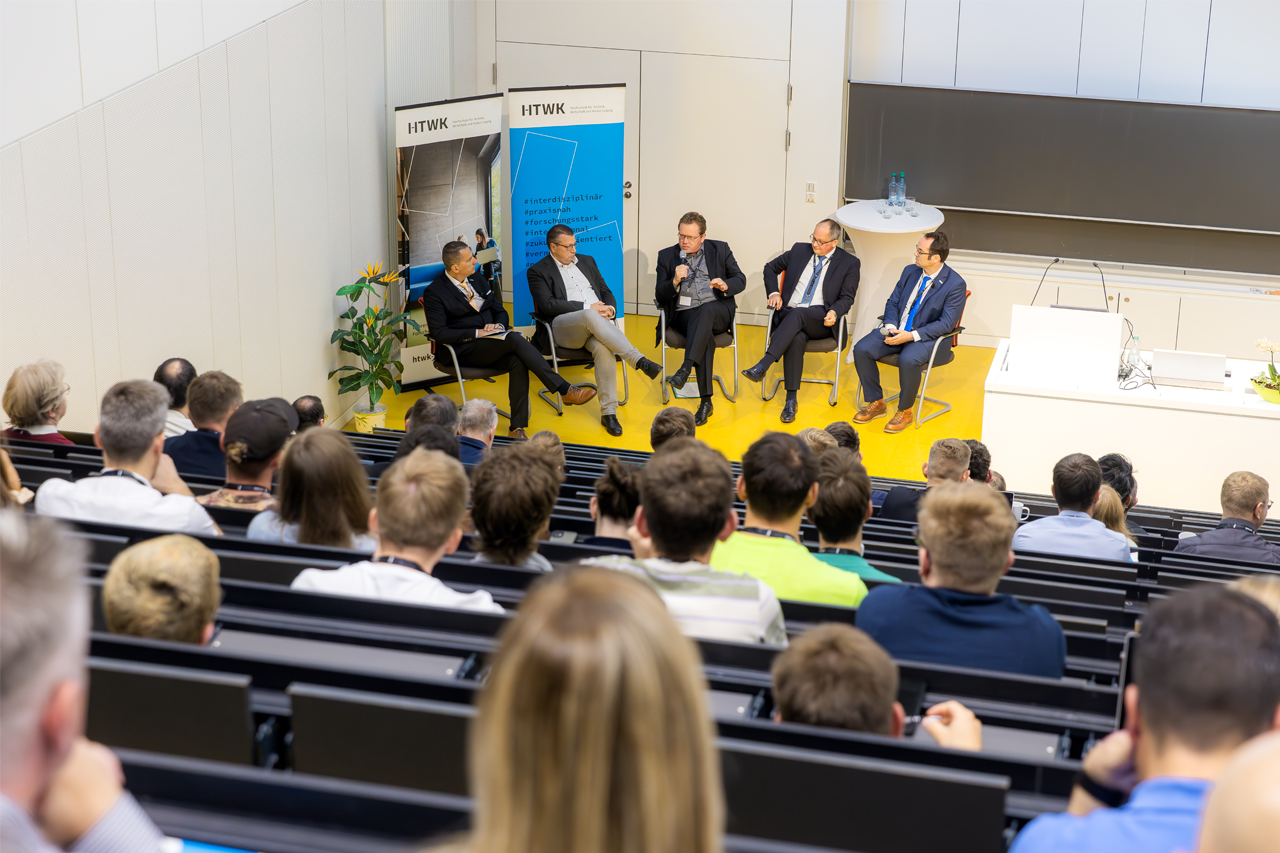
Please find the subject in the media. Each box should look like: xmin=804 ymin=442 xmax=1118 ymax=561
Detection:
xmin=35 ymin=380 xmax=217 ymax=535
xmin=1229 ymin=574 xmax=1280 ymax=619
xmin=1010 ymin=585 xmax=1280 ymax=853
xmin=1174 ymin=472 xmax=1279 ymax=565
xmin=163 ymin=370 xmax=243 ymax=479
xmin=964 ymin=438 xmax=992 ymax=485
xmin=581 ymin=456 xmax=641 ymax=551
xmin=879 ymin=437 xmax=971 ymax=524
xmin=989 ymin=470 xmax=1007 ymax=491
xmin=1012 ymin=453 xmax=1133 ymax=563
xmin=469 ymin=444 xmax=562 ymax=571
xmin=103 ymin=534 xmax=220 ymax=645
xmin=1196 ymin=731 xmax=1280 ymax=853
xmin=527 ymin=430 xmax=565 ymax=475
xmin=583 ymin=440 xmax=786 ymax=645
xmin=197 ymin=398 xmax=297 ymax=511
xmin=246 ymin=429 xmax=375 ymax=551
xmin=457 ymin=398 xmax=498 ymax=467
xmin=405 ymin=393 xmax=459 ymax=435
xmin=153 ymin=357 xmax=197 ymax=437
xmin=369 ymin=421 xmax=461 ymax=480
xmin=796 ymin=427 xmax=837 ymax=456
xmin=808 ymin=448 xmax=903 ymax=584
xmin=650 ymin=406 xmax=696 ymax=451
xmin=2 ymin=359 xmax=74 ymax=445
xmin=1095 ymin=484 xmax=1137 ymax=556
xmin=0 ymin=512 xmax=167 ymax=851
xmin=858 ymin=482 xmax=1066 ymax=677
xmin=824 ymin=420 xmax=861 ymax=459
xmin=1098 ymin=453 xmax=1146 ymax=538
xmin=771 ymin=623 xmax=981 ymax=751
xmin=710 ymin=432 xmax=869 ymax=607
xmin=292 ymin=395 xmax=325 ymax=431
xmin=291 ymin=450 xmax=502 ymax=613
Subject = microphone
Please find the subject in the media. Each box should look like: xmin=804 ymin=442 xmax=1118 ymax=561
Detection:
xmin=679 ymin=249 xmax=687 ymax=262
xmin=1092 ymin=262 xmax=1110 ymax=312
xmin=1030 ymin=258 xmax=1060 ymax=307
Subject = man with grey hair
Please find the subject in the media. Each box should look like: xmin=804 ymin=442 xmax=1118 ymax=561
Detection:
xmin=879 ymin=437 xmax=972 ymax=524
xmin=35 ymin=380 xmax=218 ymax=535
xmin=458 ymin=398 xmax=499 ymax=467
xmin=0 ymin=512 xmax=166 ymax=850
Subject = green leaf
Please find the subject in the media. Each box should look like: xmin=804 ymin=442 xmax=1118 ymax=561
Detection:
xmin=390 ymin=360 xmax=404 ymax=372
xmin=336 ymin=281 xmax=375 ymax=298
xmin=339 ymin=339 xmax=361 ymax=356
xmin=403 ymin=317 xmax=422 ymax=333
xmin=392 ymin=328 xmax=406 ymax=343
xmin=337 ymin=374 xmax=366 ymax=395
xmin=368 ymin=384 xmax=383 ymax=408
xmin=392 ymin=380 xmax=402 ymax=395
xmin=327 ymin=366 xmax=360 ymax=379
xmin=340 ymin=306 xmax=358 ymax=321
xmin=330 ymin=328 xmax=354 ymax=344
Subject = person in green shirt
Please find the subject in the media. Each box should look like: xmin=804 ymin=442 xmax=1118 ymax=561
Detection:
xmin=710 ymin=432 xmax=868 ymax=607
xmin=807 ymin=448 xmax=904 ymax=585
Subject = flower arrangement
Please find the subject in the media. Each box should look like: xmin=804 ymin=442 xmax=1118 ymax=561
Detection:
xmin=329 ymin=263 xmax=421 ymax=410
xmin=1252 ymin=338 xmax=1279 ymax=404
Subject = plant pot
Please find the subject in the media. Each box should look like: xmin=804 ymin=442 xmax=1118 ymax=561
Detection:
xmin=351 ymin=402 xmax=388 ymax=433
xmin=1251 ymin=378 xmax=1280 ymax=405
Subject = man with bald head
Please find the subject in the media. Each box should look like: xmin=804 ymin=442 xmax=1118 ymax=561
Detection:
xmin=1197 ymin=731 xmax=1280 ymax=853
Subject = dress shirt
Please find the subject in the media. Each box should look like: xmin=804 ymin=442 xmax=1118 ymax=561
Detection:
xmin=2 ymin=789 xmax=166 ymax=853
xmin=1 ymin=426 xmax=74 ymax=445
xmin=556 ymin=258 xmax=597 ymax=307
xmin=448 ymin=272 xmax=483 ymax=311
xmin=163 ymin=409 xmax=195 ymax=438
xmin=35 ymin=469 xmax=219 ymax=536
xmin=1012 ymin=510 xmax=1134 ymax=564
xmin=787 ymin=251 xmax=834 ymax=308
xmin=291 ymin=560 xmax=505 ymax=613
xmin=895 ymin=268 xmax=941 ymax=342
xmin=678 ymin=247 xmax=714 ymax=311
xmin=246 ymin=509 xmax=377 ymax=552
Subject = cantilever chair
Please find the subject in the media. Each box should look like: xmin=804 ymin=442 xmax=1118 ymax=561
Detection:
xmin=530 ymin=312 xmax=630 ymax=415
xmin=655 ymin=304 xmax=738 ymax=404
xmin=759 ymin=271 xmax=849 ymax=407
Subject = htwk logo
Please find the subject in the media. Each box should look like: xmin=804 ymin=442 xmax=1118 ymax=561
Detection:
xmin=407 ymin=118 xmax=448 ymax=134
xmin=521 ymin=103 xmax=566 ymax=116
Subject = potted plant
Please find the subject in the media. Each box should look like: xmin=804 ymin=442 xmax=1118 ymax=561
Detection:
xmin=1251 ymin=338 xmax=1280 ymax=405
xmin=330 ymin=263 xmax=421 ymax=432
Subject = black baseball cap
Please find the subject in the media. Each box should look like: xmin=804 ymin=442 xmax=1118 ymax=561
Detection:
xmin=223 ymin=398 xmax=299 ymax=462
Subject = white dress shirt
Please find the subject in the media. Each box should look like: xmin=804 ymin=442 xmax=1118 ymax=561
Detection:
xmin=787 ymin=251 xmax=835 ymax=308
xmin=292 ymin=560 xmax=505 ymax=613
xmin=35 ymin=469 xmax=219 ymax=535
xmin=2 ymin=790 xmax=166 ymax=853
xmin=895 ymin=267 xmax=942 ymax=342
xmin=557 ymin=258 xmax=597 ymax=307
xmin=164 ymin=409 xmax=195 ymax=437
xmin=17 ymin=424 xmax=61 ymax=436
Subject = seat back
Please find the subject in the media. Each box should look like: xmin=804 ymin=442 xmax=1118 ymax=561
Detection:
xmin=953 ymin=289 xmax=972 ymax=346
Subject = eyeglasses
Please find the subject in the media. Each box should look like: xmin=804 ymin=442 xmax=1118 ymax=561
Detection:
xmin=811 ymin=235 xmax=837 ymax=246
xmin=677 ymin=233 xmax=702 ymax=243
xmin=913 ymin=248 xmax=937 ymax=257
xmin=553 ymin=242 xmax=577 ymax=250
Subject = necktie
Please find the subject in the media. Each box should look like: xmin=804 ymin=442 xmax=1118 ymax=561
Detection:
xmin=800 ymin=256 xmax=826 ymax=305
xmin=902 ymin=276 xmax=931 ymax=332
xmin=460 ymin=281 xmax=483 ymax=312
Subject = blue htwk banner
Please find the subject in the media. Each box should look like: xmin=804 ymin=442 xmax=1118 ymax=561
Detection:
xmin=508 ymin=84 xmax=626 ymax=323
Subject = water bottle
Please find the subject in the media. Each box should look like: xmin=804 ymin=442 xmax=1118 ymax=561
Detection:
xmin=898 ymin=172 xmax=907 ymax=206
xmin=888 ymin=172 xmax=899 ymax=205
xmin=1126 ymin=335 xmax=1142 ymax=373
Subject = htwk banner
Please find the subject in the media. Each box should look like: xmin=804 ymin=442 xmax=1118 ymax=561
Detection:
xmin=508 ymin=84 xmax=626 ymax=322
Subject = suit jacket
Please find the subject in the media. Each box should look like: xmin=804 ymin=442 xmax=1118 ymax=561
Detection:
xmin=527 ymin=253 xmax=616 ymax=353
xmin=882 ymin=264 xmax=967 ymax=344
xmin=764 ymin=243 xmax=860 ymax=345
xmin=879 ymin=486 xmax=926 ymax=524
xmin=421 ymin=270 xmax=511 ymax=356
xmin=653 ymin=239 xmax=745 ymax=345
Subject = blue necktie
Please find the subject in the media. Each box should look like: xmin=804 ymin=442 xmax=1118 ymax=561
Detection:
xmin=800 ymin=256 xmax=826 ymax=305
xmin=902 ymin=275 xmax=931 ymax=332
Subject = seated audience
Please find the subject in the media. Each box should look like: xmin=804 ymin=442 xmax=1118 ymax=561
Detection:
xmin=710 ymin=432 xmax=869 ymax=607
xmin=1012 ymin=453 xmax=1132 ymax=563
xmin=464 ymin=568 xmax=721 ymax=853
xmin=796 ymin=426 xmax=837 ymax=456
xmin=1230 ymin=574 xmax=1280 ymax=618
xmin=808 ymin=449 xmax=903 ymax=583
xmin=36 ymin=380 xmax=217 ymax=535
xmin=1010 ymin=586 xmax=1280 ymax=853
xmin=1098 ymin=452 xmax=1147 ymax=538
xmin=1094 ymin=484 xmax=1137 ymax=555
xmin=246 ymin=429 xmax=375 ymax=551
xmin=581 ymin=456 xmax=641 ymax=550
xmin=650 ymin=406 xmax=696 ymax=451
xmin=292 ymin=449 xmax=502 ymax=613
xmin=404 ymin=392 xmax=459 ymax=434
xmin=292 ymin=395 xmax=325 ymax=431
xmin=964 ymin=438 xmax=992 ymax=485
xmin=103 ymin=534 xmax=220 ymax=645
xmin=0 ymin=512 xmax=167 ymax=850
xmin=368 ymin=421 xmax=461 ymax=480
xmin=1196 ymin=731 xmax=1280 ymax=853
xmin=197 ymin=398 xmax=297 ymax=511
xmin=771 ymin=623 xmax=981 ymax=751
xmin=153 ymin=357 xmax=197 ymax=437
xmin=2 ymin=359 xmax=73 ymax=445
xmin=469 ymin=444 xmax=562 ymax=571
xmin=1174 ymin=471 xmax=1279 ymax=565
xmin=824 ymin=420 xmax=861 ymax=458
xmin=163 ymin=370 xmax=243 ymax=479
xmin=458 ymin=398 xmax=498 ymax=467
xmin=858 ymin=482 xmax=1066 ymax=678
xmin=527 ymin=430 xmax=566 ymax=474
xmin=989 ymin=470 xmax=1007 ymax=491
xmin=583 ymin=440 xmax=786 ymax=645
xmin=879 ymin=438 xmax=971 ymax=523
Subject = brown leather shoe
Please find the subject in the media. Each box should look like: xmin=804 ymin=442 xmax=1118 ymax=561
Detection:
xmin=884 ymin=409 xmax=914 ymax=433
xmin=853 ymin=399 xmax=888 ymax=423
xmin=507 ymin=428 xmax=528 ymax=440
xmin=561 ymin=385 xmax=598 ymax=406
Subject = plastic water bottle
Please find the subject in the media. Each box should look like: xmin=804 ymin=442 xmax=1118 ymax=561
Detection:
xmin=1126 ymin=335 xmax=1142 ymax=374
xmin=898 ymin=172 xmax=907 ymax=206
xmin=888 ymin=173 xmax=899 ymax=205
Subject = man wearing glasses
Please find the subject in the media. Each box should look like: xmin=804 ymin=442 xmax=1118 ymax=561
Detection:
xmin=654 ymin=211 xmax=746 ymax=426
xmin=742 ymin=219 xmax=860 ymax=423
xmin=528 ymin=224 xmax=663 ymax=437
xmin=851 ymin=230 xmax=967 ymax=433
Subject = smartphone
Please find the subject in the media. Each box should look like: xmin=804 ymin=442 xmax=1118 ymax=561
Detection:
xmin=1115 ymin=632 xmax=1139 ymax=730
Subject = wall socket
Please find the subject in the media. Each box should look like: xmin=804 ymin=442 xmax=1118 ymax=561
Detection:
xmin=805 ymin=192 xmax=816 ymax=203
xmin=806 ymin=182 xmax=816 ymax=191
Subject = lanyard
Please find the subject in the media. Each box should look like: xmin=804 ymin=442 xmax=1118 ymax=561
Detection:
xmin=372 ymin=555 xmax=426 ymax=573
xmin=818 ymin=547 xmax=861 ymax=556
xmin=741 ymin=526 xmax=800 ymax=544
xmin=225 ymin=484 xmax=270 ymax=493
xmin=1217 ymin=521 xmax=1256 ymax=533
xmin=98 ymin=469 xmax=149 ymax=487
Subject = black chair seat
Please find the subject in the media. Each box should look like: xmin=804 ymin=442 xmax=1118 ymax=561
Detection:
xmin=664 ymin=327 xmax=734 ymax=349
xmin=432 ymin=359 xmax=506 ymax=381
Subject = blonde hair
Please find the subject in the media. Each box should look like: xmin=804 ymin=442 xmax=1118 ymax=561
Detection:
xmin=3 ymin=359 xmax=66 ymax=428
xmin=1095 ymin=485 xmax=1135 ymax=547
xmin=926 ymin=438 xmax=971 ymax=482
xmin=103 ymin=535 xmax=220 ymax=644
xmin=375 ymin=449 xmax=468 ymax=550
xmin=796 ymin=427 xmax=837 ymax=456
xmin=918 ymin=482 xmax=1017 ymax=591
xmin=526 ymin=430 xmax=565 ymax=472
xmin=466 ymin=568 xmax=723 ymax=853
xmin=1222 ymin=472 xmax=1270 ymax=520
xmin=1230 ymin=575 xmax=1280 ymax=621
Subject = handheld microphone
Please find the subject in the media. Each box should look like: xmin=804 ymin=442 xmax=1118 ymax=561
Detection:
xmin=679 ymin=249 xmax=687 ymax=262
xmin=1030 ymin=258 xmax=1060 ymax=307
xmin=1092 ymin=262 xmax=1110 ymax=312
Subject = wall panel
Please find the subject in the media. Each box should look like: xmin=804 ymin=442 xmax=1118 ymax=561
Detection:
xmin=0 ymin=0 xmax=82 ymax=147
xmin=954 ymin=1 xmax=1083 ymax=96
xmin=76 ymin=108 xmax=124 ymax=399
xmin=901 ymin=0 xmax=958 ymax=87
xmin=385 ymin=0 xmax=452 ymax=110
xmin=1137 ymin=0 xmax=1211 ymax=104
xmin=1202 ymin=0 xmax=1280 ymax=110
xmin=849 ymin=0 xmax=905 ymax=84
xmin=0 ymin=147 xmax=31 ymax=379
xmin=157 ymin=0 xmax=207 ymax=69
xmin=321 ymin=0 xmax=355 ymax=378
xmin=1076 ymin=0 xmax=1145 ymax=100
xmin=204 ymin=0 xmax=289 ymax=47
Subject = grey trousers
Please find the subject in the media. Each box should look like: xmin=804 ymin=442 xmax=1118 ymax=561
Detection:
xmin=552 ymin=309 xmax=643 ymax=414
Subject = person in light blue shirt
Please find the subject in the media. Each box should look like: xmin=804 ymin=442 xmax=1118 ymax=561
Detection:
xmin=1011 ymin=586 xmax=1280 ymax=853
xmin=1011 ymin=453 xmax=1132 ymax=563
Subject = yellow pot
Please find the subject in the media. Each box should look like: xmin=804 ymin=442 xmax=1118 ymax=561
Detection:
xmin=1251 ymin=378 xmax=1280 ymax=405
xmin=351 ymin=403 xmax=388 ymax=433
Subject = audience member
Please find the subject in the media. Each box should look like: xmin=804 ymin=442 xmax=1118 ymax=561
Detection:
xmin=470 ymin=444 xmax=562 ymax=571
xmin=1010 ymin=586 xmax=1280 ymax=853
xmin=458 ymin=398 xmax=498 ymax=466
xmin=964 ymin=438 xmax=992 ymax=484
xmin=292 ymin=395 xmax=325 ymax=431
xmin=1196 ymin=731 xmax=1280 ymax=853
xmin=1012 ymin=453 xmax=1132 ymax=563
xmin=771 ymin=623 xmax=981 ymax=751
xmin=858 ymin=483 xmax=1066 ymax=677
xmin=989 ymin=470 xmax=1007 ymax=491
xmin=0 ymin=512 xmax=167 ymax=850
xmin=879 ymin=438 xmax=971 ymax=523
xmin=1098 ymin=453 xmax=1147 ymax=538
xmin=1174 ymin=472 xmax=1279 ymax=565
xmin=36 ymin=381 xmax=217 ymax=535
xmin=197 ymin=398 xmax=297 ymax=511
xmin=246 ymin=429 xmax=375 ymax=551
xmin=796 ymin=427 xmax=837 ymax=456
xmin=580 ymin=456 xmax=640 ymax=550
xmin=163 ymin=370 xmax=243 ymax=479
xmin=292 ymin=450 xmax=502 ymax=613
xmin=2 ymin=359 xmax=73 ymax=445
xmin=404 ymin=393 xmax=459 ymax=434
xmin=583 ymin=440 xmax=786 ymax=645
xmin=650 ymin=406 xmax=696 ymax=450
xmin=1230 ymin=574 xmax=1280 ymax=619
xmin=527 ymin=430 xmax=565 ymax=474
xmin=103 ymin=535 xmax=219 ymax=645
xmin=368 ymin=422 xmax=461 ymax=480
xmin=153 ymin=358 xmax=197 ymax=437
xmin=464 ymin=568 xmax=722 ymax=853
xmin=1095 ymin=484 xmax=1137 ymax=555
xmin=710 ymin=433 xmax=869 ymax=606
xmin=808 ymin=449 xmax=903 ymax=584
xmin=824 ymin=420 xmax=861 ymax=458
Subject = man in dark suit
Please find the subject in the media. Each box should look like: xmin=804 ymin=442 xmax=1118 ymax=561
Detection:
xmin=742 ymin=219 xmax=860 ymax=423
xmin=654 ymin=211 xmax=746 ymax=426
xmin=852 ymin=230 xmax=967 ymax=434
xmin=422 ymin=241 xmax=595 ymax=440
xmin=527 ymin=224 xmax=662 ymax=437
xmin=879 ymin=438 xmax=972 ymax=523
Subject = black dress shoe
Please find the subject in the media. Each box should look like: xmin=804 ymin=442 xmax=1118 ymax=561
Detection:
xmin=742 ymin=362 xmax=768 ymax=383
xmin=667 ymin=364 xmax=692 ymax=390
xmin=635 ymin=357 xmax=662 ymax=380
xmin=780 ymin=399 xmax=798 ymax=424
xmin=601 ymin=414 xmax=623 ymax=437
xmin=694 ymin=398 xmax=713 ymax=426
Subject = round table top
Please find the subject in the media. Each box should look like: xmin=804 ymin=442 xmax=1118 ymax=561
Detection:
xmin=836 ymin=199 xmax=945 ymax=234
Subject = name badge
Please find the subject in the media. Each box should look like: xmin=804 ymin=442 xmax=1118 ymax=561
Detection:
xmin=679 ymin=296 xmax=692 ymax=307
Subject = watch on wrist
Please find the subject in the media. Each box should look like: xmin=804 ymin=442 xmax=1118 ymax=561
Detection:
xmin=1073 ymin=770 xmax=1128 ymax=808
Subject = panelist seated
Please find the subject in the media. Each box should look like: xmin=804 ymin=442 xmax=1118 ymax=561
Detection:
xmin=527 ymin=224 xmax=662 ymax=437
xmin=422 ymin=241 xmax=596 ymax=440
xmin=852 ymin=230 xmax=966 ymax=434
xmin=654 ymin=211 xmax=746 ymax=426
xmin=742 ymin=219 xmax=860 ymax=423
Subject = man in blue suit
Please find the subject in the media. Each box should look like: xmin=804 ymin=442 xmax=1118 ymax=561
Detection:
xmin=852 ymin=230 xmax=966 ymax=433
